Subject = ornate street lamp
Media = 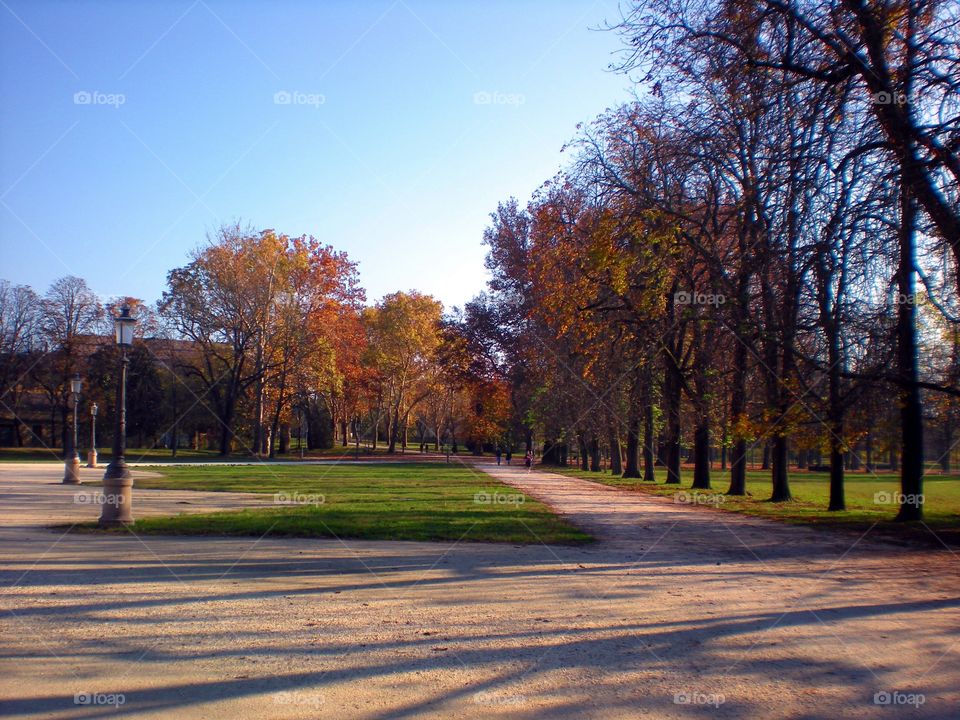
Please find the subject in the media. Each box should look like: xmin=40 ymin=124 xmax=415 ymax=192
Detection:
xmin=62 ymin=373 xmax=82 ymax=484
xmin=87 ymin=403 xmax=98 ymax=468
xmin=99 ymin=304 xmax=137 ymax=526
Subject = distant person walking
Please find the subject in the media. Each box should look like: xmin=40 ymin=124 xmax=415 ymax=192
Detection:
xmin=524 ymin=450 xmax=533 ymax=471
xmin=495 ymin=448 xmax=502 ymax=465
xmin=505 ymin=449 xmax=512 ymax=465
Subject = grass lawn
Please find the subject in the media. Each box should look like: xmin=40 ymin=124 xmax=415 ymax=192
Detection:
xmin=79 ymin=462 xmax=591 ymax=545
xmin=549 ymin=465 xmax=960 ymax=545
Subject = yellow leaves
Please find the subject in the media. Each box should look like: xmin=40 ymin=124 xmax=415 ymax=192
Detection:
xmin=363 ymin=291 xmax=444 ymax=390
xmin=459 ymin=377 xmax=511 ymax=444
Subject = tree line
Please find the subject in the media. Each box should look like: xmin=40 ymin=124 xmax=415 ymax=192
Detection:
xmin=0 ymin=225 xmax=511 ymax=458
xmin=463 ymin=0 xmax=959 ymax=521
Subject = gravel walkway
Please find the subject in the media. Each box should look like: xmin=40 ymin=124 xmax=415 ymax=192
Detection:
xmin=0 ymin=460 xmax=957 ymax=719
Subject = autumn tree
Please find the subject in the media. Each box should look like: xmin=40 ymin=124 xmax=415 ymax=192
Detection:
xmin=363 ymin=292 xmax=443 ymax=453
xmin=160 ymin=224 xmax=361 ymax=455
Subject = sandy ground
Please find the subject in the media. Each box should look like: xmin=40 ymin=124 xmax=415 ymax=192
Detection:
xmin=0 ymin=460 xmax=958 ymax=719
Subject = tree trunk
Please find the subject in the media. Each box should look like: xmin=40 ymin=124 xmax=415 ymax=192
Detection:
xmin=60 ymin=404 xmax=69 ymax=458
xmin=944 ymin=421 xmax=953 ymax=473
xmin=218 ymin=398 xmax=234 ymax=456
xmin=895 ymin=180 xmax=924 ymax=521
xmin=663 ymin=363 xmax=682 ymax=485
xmin=49 ymin=402 xmax=56 ymax=452
xmin=827 ymin=312 xmax=845 ymax=510
xmin=252 ymin=374 xmax=264 ymax=457
xmin=771 ymin=434 xmax=792 ymax=501
xmin=623 ymin=414 xmax=641 ymax=478
xmin=387 ymin=408 xmax=398 ymax=453
xmin=218 ymin=425 xmax=231 ymax=455
xmin=609 ymin=428 xmax=622 ymax=475
xmin=643 ymin=400 xmax=655 ymax=482
xmin=578 ymin=432 xmax=589 ymax=471
xmin=692 ymin=421 xmax=711 ymax=489
xmin=589 ymin=436 xmax=601 ymax=472
xmin=828 ymin=433 xmax=845 ymax=511
xmin=728 ymin=249 xmax=751 ymax=496
xmin=796 ymin=449 xmax=807 ymax=470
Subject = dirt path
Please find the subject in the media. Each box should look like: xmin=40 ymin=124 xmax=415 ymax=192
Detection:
xmin=472 ymin=459 xmax=894 ymax=556
xmin=1 ymin=461 xmax=958 ymax=719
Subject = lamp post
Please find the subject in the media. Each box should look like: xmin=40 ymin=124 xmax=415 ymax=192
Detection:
xmin=62 ymin=374 xmax=82 ymax=484
xmin=100 ymin=305 xmax=137 ymax=526
xmin=87 ymin=403 xmax=98 ymax=468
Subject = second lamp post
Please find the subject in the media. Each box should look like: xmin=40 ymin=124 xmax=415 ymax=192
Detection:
xmin=87 ymin=402 xmax=98 ymax=468
xmin=62 ymin=374 xmax=82 ymax=484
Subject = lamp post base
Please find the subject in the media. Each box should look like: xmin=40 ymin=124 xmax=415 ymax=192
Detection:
xmin=86 ymin=449 xmax=98 ymax=468
xmin=62 ymin=456 xmax=81 ymax=484
xmin=99 ymin=465 xmax=133 ymax=526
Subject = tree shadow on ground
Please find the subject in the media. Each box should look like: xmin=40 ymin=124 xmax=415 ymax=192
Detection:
xmin=2 ymin=528 xmax=958 ymax=719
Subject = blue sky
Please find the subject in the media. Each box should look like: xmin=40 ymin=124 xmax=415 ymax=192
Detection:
xmin=0 ymin=0 xmax=632 ymax=310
